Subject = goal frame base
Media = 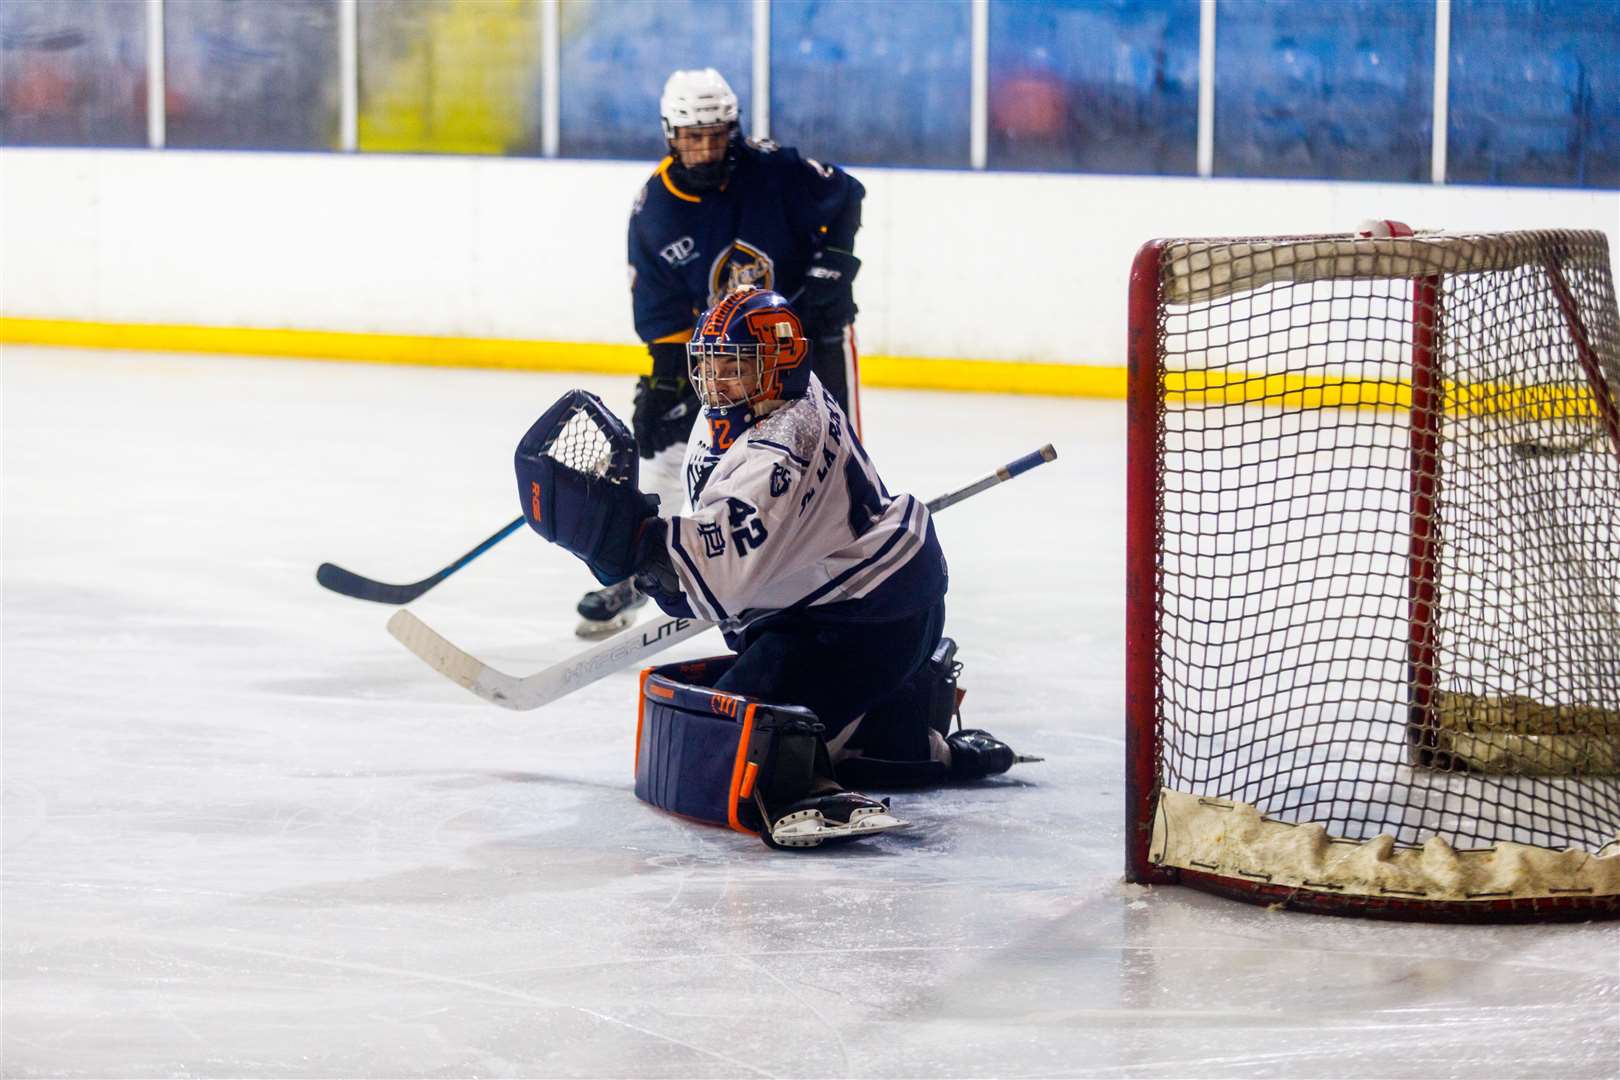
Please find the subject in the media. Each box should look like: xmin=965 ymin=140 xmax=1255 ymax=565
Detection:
xmin=1154 ymin=866 xmax=1620 ymax=923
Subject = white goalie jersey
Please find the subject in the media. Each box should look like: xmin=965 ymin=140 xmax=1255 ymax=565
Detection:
xmin=659 ymin=374 xmax=947 ymax=637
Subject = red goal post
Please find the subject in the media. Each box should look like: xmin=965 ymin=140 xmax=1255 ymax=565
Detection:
xmin=1125 ymin=224 xmax=1620 ymax=921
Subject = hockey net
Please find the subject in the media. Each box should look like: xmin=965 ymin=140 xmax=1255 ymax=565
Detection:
xmin=1125 ymin=225 xmax=1620 ymax=920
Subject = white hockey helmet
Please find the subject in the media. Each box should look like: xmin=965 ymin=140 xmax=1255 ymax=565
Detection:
xmin=660 ymin=68 xmax=740 ymax=139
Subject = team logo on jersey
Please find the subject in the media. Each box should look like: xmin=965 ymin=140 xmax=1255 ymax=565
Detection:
xmin=708 ymin=240 xmax=775 ymax=305
xmin=769 ymin=462 xmax=792 ymax=497
xmin=697 ymin=520 xmax=726 ymax=558
xmin=688 ymin=459 xmax=717 ymax=503
xmin=659 ymin=236 xmax=697 ymax=266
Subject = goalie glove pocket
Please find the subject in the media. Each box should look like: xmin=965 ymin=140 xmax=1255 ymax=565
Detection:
xmin=515 ymin=390 xmax=659 ymax=583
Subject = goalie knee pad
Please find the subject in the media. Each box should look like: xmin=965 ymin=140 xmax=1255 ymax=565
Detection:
xmin=634 ymin=656 xmax=844 ymax=840
xmin=834 ymin=637 xmax=964 ymax=788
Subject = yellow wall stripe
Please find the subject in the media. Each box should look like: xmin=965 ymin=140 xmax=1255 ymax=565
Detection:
xmin=0 ymin=317 xmax=649 ymax=375
xmin=0 ymin=316 xmax=1122 ymax=397
xmin=1163 ymin=368 xmax=1606 ymax=421
xmin=3 ymin=317 xmax=1603 ymax=420
xmin=862 ymin=353 xmax=1125 ymax=398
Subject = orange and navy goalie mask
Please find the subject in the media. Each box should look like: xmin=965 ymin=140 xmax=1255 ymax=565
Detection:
xmin=687 ymin=287 xmax=809 ymax=442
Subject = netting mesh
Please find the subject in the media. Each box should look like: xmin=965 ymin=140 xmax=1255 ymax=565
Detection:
xmin=543 ymin=395 xmax=636 ymax=486
xmin=1150 ymin=229 xmax=1620 ymax=854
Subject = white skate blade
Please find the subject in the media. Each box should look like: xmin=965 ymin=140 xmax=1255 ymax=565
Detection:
xmin=574 ymin=609 xmax=639 ymax=640
xmin=769 ymin=805 xmax=910 ymax=848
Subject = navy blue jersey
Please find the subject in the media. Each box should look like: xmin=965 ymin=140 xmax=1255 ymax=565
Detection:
xmin=628 ymin=139 xmax=865 ymax=344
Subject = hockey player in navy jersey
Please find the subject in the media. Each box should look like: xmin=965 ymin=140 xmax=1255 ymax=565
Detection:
xmin=517 ymin=288 xmax=1033 ymax=847
xmin=575 ymin=67 xmax=867 ymax=639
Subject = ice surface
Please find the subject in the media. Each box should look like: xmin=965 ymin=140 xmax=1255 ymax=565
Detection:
xmin=2 ymin=346 xmax=1615 ymax=1078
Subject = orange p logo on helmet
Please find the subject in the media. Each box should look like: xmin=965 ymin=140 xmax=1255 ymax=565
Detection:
xmin=699 ymin=286 xmax=758 ymax=337
xmin=744 ymin=308 xmax=806 ymax=400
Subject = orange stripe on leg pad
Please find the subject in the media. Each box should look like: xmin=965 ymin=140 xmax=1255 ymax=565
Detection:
xmin=726 ymin=704 xmax=759 ymax=834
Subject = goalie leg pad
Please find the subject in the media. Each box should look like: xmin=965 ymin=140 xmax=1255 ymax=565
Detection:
xmin=634 ymin=658 xmax=905 ymax=846
xmin=635 ymin=656 xmax=829 ymax=836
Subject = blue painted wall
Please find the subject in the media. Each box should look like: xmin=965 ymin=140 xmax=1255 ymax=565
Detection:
xmin=1448 ymin=0 xmax=1619 ymax=188
xmin=2 ymin=0 xmax=1615 ymax=189
xmin=990 ymin=0 xmax=1200 ymax=175
xmin=1215 ymin=0 xmax=1433 ymax=182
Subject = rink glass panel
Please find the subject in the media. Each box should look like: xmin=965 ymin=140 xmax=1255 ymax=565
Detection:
xmin=557 ymin=0 xmax=752 ymax=161
xmin=0 ymin=0 xmax=146 ymax=148
xmin=357 ymin=0 xmax=544 ymax=157
xmin=987 ymin=0 xmax=1198 ymax=176
xmin=1212 ymin=0 xmax=1434 ymax=183
xmin=769 ymin=0 xmax=970 ymax=169
xmin=1446 ymin=0 xmax=1620 ymax=189
xmin=163 ymin=0 xmax=340 ymax=151
xmin=1141 ymin=233 xmax=1620 ymax=856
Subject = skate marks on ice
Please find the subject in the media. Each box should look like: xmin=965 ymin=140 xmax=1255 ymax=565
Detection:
xmin=891 ymin=885 xmax=1620 ymax=1078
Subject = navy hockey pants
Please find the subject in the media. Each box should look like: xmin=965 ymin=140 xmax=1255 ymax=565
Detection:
xmin=715 ymin=599 xmax=946 ymax=737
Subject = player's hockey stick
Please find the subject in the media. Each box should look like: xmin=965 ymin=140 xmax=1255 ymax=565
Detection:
xmin=387 ymin=444 xmax=1057 ymax=710
xmin=317 ymin=516 xmax=525 ymax=604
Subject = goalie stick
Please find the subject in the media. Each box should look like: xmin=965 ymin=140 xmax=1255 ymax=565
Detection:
xmin=387 ymin=444 xmax=1058 ymax=711
xmin=317 ymin=517 xmax=525 ymax=604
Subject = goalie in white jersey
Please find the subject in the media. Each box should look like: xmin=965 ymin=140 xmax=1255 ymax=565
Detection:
xmin=659 ymin=287 xmax=939 ymax=645
xmin=516 ymin=287 xmax=1030 ymax=846
xmin=641 ymin=287 xmax=976 ymax=761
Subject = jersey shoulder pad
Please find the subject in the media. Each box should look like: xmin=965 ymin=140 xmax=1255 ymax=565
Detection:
xmin=744 ymin=136 xmax=780 ymax=155
xmin=801 ymin=155 xmax=837 ymax=180
xmin=754 ymin=142 xmax=836 ymax=182
xmin=631 ymin=166 xmax=670 ymax=221
xmin=635 ymin=158 xmax=686 ymax=214
xmin=747 ymin=397 xmax=821 ymax=468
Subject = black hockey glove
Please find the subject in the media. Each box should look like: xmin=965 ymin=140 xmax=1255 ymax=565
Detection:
xmin=798 ymin=247 xmax=860 ymax=336
xmin=632 ymin=374 xmax=700 ymax=460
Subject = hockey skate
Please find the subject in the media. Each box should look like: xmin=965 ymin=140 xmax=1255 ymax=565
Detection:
xmin=946 ymin=728 xmax=1043 ymax=781
xmin=574 ymin=578 xmax=647 ymax=639
xmin=764 ymin=791 xmax=909 ymax=849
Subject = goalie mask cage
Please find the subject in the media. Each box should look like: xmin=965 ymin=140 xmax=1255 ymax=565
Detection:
xmin=1125 ymin=225 xmax=1620 ymax=922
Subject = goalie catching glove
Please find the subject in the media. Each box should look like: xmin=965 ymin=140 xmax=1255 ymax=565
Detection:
xmin=515 ymin=390 xmax=662 ymax=585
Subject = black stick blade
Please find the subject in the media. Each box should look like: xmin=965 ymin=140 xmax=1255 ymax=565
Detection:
xmin=316 ymin=562 xmax=445 ymax=605
xmin=316 ymin=516 xmax=526 ymax=606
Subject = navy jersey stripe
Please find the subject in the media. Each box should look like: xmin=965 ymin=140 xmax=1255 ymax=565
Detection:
xmin=749 ymin=438 xmax=811 ymax=469
xmin=837 ymin=498 xmax=926 ymax=598
xmin=787 ymin=496 xmax=919 ymax=613
xmin=668 ymin=524 xmax=730 ymax=623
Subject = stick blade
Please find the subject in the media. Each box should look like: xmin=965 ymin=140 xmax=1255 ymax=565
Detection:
xmin=386 ymin=610 xmax=539 ymax=710
xmin=388 ymin=609 xmax=486 ymax=688
xmin=318 ymin=562 xmax=436 ymax=605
